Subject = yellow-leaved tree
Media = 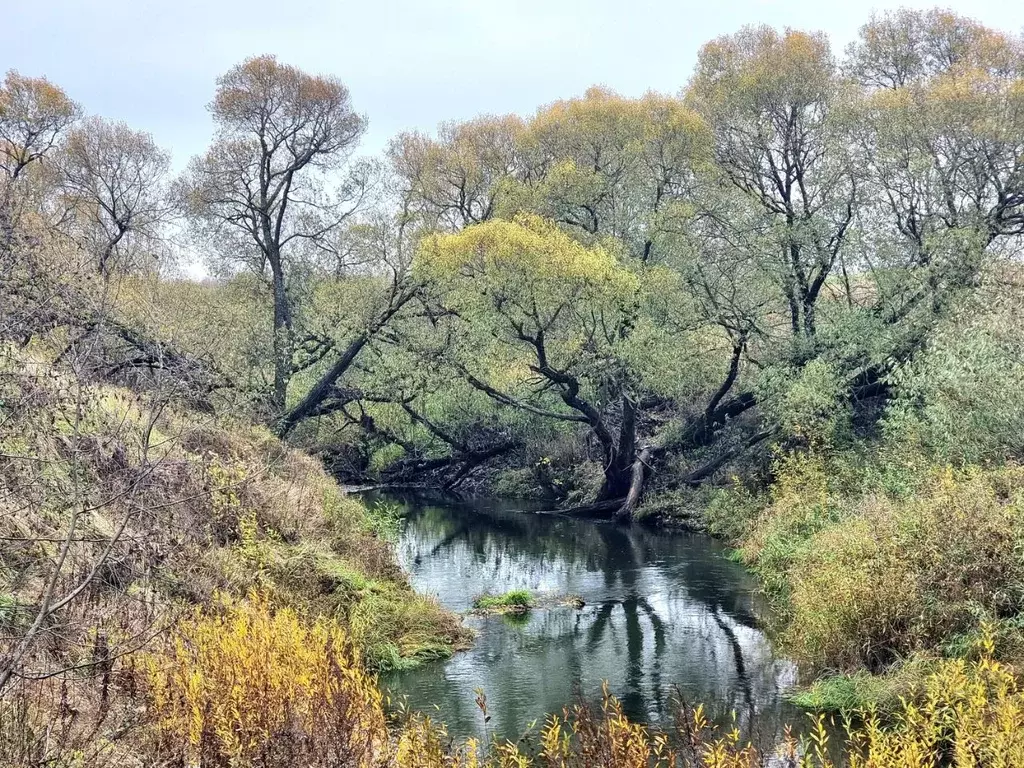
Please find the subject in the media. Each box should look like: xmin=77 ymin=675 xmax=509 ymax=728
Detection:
xmin=415 ymin=214 xmax=659 ymax=516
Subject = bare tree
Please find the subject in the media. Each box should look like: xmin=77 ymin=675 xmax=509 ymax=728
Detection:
xmin=180 ymin=55 xmax=367 ymax=414
xmin=0 ymin=70 xmax=79 ymax=182
xmin=56 ymin=116 xmax=174 ymax=278
xmin=0 ymin=71 xmax=78 ymax=256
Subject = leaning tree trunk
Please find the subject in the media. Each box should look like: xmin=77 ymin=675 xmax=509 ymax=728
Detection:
xmin=552 ymin=395 xmax=654 ymax=521
xmin=541 ymin=443 xmax=654 ymax=521
xmin=594 ymin=395 xmax=638 ymax=503
xmin=615 ymin=447 xmax=653 ymax=520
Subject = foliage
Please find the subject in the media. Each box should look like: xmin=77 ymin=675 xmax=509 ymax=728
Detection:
xmin=416 ymin=213 xmax=638 ymax=325
xmin=783 ymin=466 xmax=1024 ymax=672
xmin=350 ymin=591 xmax=468 ymax=671
xmin=0 ymin=70 xmax=79 ymax=179
xmin=885 ymin=289 xmax=1024 ymax=464
xmin=144 ymin=594 xmax=388 ymax=767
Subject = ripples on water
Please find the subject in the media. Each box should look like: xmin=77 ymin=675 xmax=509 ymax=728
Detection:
xmin=375 ymin=493 xmax=804 ymax=747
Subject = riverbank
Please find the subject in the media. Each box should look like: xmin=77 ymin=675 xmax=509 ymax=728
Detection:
xmin=369 ymin=444 xmax=1024 ymax=718
xmin=0 ymin=356 xmax=470 ymax=763
xmin=674 ymin=446 xmax=1024 ymax=713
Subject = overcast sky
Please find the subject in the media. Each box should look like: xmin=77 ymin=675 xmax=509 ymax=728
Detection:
xmin=7 ymin=0 xmax=1024 ymax=169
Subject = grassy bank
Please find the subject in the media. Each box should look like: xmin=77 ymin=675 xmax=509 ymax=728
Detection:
xmin=691 ymin=443 xmax=1024 ymax=712
xmin=0 ymin=341 xmax=470 ymax=765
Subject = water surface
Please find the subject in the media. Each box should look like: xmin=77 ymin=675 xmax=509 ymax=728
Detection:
xmin=377 ymin=493 xmax=801 ymax=746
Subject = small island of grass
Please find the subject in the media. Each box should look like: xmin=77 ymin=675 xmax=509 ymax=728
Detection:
xmin=473 ymin=589 xmax=533 ymax=613
xmin=471 ymin=590 xmax=586 ymax=615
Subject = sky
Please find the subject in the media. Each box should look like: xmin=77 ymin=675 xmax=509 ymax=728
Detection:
xmin=6 ymin=0 xmax=1024 ymax=170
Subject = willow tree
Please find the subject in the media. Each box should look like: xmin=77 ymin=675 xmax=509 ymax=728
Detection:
xmin=416 ymin=214 xmax=656 ymax=516
xmin=855 ymin=12 xmax=1024 ymax=300
xmin=861 ymin=76 xmax=1024 ymax=328
xmin=181 ymin=55 xmax=367 ymax=414
xmin=0 ymin=71 xmax=79 ymax=256
xmin=521 ymin=88 xmax=709 ymax=264
xmin=389 ymin=115 xmax=526 ymax=232
xmin=687 ymin=27 xmax=857 ymax=350
xmin=275 ymin=210 xmax=422 ymax=437
xmin=846 ymin=8 xmax=1021 ymax=90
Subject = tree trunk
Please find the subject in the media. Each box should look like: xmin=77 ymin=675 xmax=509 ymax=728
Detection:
xmin=269 ymin=253 xmax=292 ymax=415
xmin=275 ymin=286 xmax=417 ymax=436
xmin=595 ymin=394 xmax=637 ymax=502
xmin=614 ymin=447 xmax=653 ymax=521
xmin=276 ymin=333 xmax=369 ymax=436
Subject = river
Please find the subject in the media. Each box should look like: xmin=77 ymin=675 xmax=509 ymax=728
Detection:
xmin=375 ymin=492 xmax=804 ymax=748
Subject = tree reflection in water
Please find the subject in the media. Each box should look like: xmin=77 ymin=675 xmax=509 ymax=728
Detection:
xmin=376 ymin=492 xmax=801 ymax=746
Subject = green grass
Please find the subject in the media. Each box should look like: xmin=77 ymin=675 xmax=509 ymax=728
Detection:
xmin=473 ymin=589 xmax=533 ymax=612
xmin=0 ymin=593 xmax=19 ymax=627
xmin=787 ymin=660 xmax=932 ymax=714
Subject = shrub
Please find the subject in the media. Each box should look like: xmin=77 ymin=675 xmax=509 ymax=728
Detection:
xmin=840 ymin=634 xmax=1024 ymax=766
xmin=739 ymin=450 xmax=845 ymax=600
xmin=144 ymin=594 xmax=388 ymax=767
xmin=781 ymin=466 xmax=1024 ymax=672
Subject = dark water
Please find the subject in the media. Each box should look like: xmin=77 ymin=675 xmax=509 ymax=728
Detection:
xmin=378 ymin=493 xmax=803 ymax=746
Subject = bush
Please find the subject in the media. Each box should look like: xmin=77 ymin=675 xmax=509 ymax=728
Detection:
xmin=738 ymin=450 xmax=846 ymax=600
xmin=144 ymin=594 xmax=388 ymax=767
xmin=781 ymin=465 xmax=1024 ymax=672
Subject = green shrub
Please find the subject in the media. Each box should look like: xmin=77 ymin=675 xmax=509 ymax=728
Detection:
xmin=780 ymin=465 xmax=1024 ymax=672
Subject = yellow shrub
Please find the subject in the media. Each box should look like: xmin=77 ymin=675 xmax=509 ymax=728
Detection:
xmin=144 ymin=593 xmax=387 ymax=767
xmin=844 ymin=636 xmax=1024 ymax=767
xmin=141 ymin=593 xmax=1024 ymax=768
xmin=395 ymin=716 xmax=483 ymax=768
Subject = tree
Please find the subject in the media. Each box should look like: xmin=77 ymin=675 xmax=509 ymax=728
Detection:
xmin=0 ymin=71 xmax=78 ymax=254
xmin=522 ymin=88 xmax=709 ymax=264
xmin=56 ymin=116 xmax=173 ymax=278
xmin=855 ymin=14 xmax=1024 ymax=299
xmin=687 ymin=27 xmax=857 ymax=348
xmin=846 ymin=9 xmax=1021 ymax=90
xmin=274 ymin=210 xmax=421 ymax=437
xmin=415 ymin=213 xmax=651 ymax=515
xmin=180 ymin=55 xmax=367 ymax=414
xmin=389 ymin=115 xmax=525 ymax=232
xmin=0 ymin=70 xmax=78 ymax=182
